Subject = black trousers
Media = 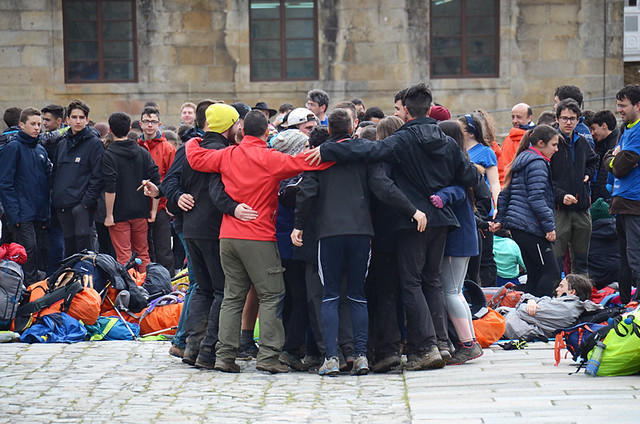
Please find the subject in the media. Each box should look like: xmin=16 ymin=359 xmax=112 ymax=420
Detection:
xmin=7 ymin=221 xmax=44 ymax=284
xmin=365 ymin=250 xmax=401 ymax=361
xmin=183 ymin=238 xmax=225 ymax=352
xmin=511 ymin=229 xmax=560 ymax=297
xmin=57 ymin=204 xmax=94 ymax=255
xmin=616 ymin=214 xmax=640 ymax=304
xmin=396 ymin=226 xmax=448 ymax=356
xmin=148 ymin=208 xmax=174 ymax=277
xmin=281 ymin=258 xmax=308 ymax=357
xmin=468 ymin=228 xmax=497 ymax=286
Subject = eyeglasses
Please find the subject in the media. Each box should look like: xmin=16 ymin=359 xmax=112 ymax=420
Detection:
xmin=306 ymin=101 xmax=318 ymax=108
xmin=141 ymin=120 xmax=159 ymax=125
xmin=558 ymin=116 xmax=578 ymax=123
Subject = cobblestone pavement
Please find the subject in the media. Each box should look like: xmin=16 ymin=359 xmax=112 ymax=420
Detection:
xmin=0 ymin=341 xmax=638 ymax=424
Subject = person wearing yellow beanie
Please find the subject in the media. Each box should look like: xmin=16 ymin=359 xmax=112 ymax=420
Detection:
xmin=206 ymin=103 xmax=239 ymax=133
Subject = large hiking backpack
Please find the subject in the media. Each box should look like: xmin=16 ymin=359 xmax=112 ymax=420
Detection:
xmin=581 ymin=307 xmax=640 ymax=376
xmin=554 ymin=322 xmax=607 ymax=366
xmin=484 ymin=282 xmax=524 ymax=309
xmin=57 ymin=251 xmax=148 ymax=312
xmin=14 ymin=269 xmax=100 ymax=332
xmin=0 ymin=259 xmax=24 ymax=330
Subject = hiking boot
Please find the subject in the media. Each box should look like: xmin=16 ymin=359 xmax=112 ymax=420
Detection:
xmin=214 ymin=359 xmax=240 ymax=373
xmin=318 ymin=356 xmax=340 ymax=376
xmin=279 ymin=351 xmax=310 ymax=371
xmin=447 ymin=342 xmax=483 ymax=365
xmin=257 ymin=360 xmax=290 ymax=374
xmin=182 ymin=345 xmax=198 ymax=366
xmin=371 ymin=355 xmax=401 ymax=373
xmin=437 ymin=340 xmax=452 ymax=362
xmin=194 ymin=347 xmax=216 ymax=370
xmin=304 ymin=355 xmax=322 ymax=373
xmin=405 ymin=346 xmax=445 ymax=371
xmin=168 ymin=344 xmax=184 ymax=358
xmin=236 ymin=340 xmax=259 ymax=361
xmin=350 ymin=355 xmax=370 ymax=376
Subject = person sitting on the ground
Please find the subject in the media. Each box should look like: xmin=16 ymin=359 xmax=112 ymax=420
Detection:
xmin=500 ymin=274 xmax=602 ymax=341
xmin=493 ymin=228 xmax=526 ymax=286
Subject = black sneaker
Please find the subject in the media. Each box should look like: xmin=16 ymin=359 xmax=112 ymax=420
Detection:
xmin=437 ymin=340 xmax=452 ymax=362
xmin=371 ymin=355 xmax=401 ymax=373
xmin=279 ymin=351 xmax=310 ymax=371
xmin=447 ymin=342 xmax=483 ymax=365
xmin=237 ymin=340 xmax=259 ymax=360
xmin=194 ymin=347 xmax=216 ymax=370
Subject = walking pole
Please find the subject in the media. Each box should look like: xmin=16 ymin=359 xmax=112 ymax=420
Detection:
xmin=106 ymin=292 xmax=139 ymax=341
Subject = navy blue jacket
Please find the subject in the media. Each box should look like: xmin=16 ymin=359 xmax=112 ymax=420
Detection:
xmin=52 ymin=126 xmax=104 ymax=209
xmin=319 ymin=117 xmax=477 ymax=230
xmin=0 ymin=130 xmax=51 ymax=225
xmin=496 ymin=148 xmax=555 ymax=238
xmin=436 ymin=185 xmax=479 ymax=258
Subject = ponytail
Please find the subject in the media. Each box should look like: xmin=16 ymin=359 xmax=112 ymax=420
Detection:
xmin=503 ymin=124 xmax=557 ymax=188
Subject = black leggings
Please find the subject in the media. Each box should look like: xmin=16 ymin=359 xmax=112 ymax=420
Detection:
xmin=510 ymin=229 xmax=560 ymax=297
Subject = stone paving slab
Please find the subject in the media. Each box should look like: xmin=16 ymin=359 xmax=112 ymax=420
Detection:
xmin=0 ymin=341 xmax=638 ymax=423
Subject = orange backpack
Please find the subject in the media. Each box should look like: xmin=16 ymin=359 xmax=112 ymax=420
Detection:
xmin=473 ymin=308 xmax=506 ymax=348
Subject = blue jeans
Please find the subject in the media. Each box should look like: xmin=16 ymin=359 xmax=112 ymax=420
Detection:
xmin=172 ymin=231 xmax=197 ymax=349
xmin=318 ymin=235 xmax=370 ymax=358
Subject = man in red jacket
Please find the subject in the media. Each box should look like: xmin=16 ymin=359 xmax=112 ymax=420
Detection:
xmin=185 ymin=110 xmax=331 ymax=374
xmin=498 ymin=103 xmax=535 ymax=186
xmin=138 ymin=106 xmax=176 ymax=276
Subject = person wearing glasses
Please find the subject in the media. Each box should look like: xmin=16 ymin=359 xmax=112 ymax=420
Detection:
xmin=306 ymin=89 xmax=329 ymax=125
xmin=551 ymin=99 xmax=599 ymax=276
xmin=138 ymin=106 xmax=176 ymax=276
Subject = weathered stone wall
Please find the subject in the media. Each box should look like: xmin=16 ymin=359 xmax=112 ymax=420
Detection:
xmin=0 ymin=0 xmax=624 ymax=134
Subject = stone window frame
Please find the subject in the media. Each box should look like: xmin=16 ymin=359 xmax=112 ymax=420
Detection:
xmin=249 ymin=0 xmax=319 ymax=81
xmin=62 ymin=0 xmax=138 ymax=83
xmin=430 ymin=0 xmax=500 ymax=79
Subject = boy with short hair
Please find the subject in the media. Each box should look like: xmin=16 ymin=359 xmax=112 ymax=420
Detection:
xmin=52 ymin=99 xmax=104 ymax=255
xmin=103 ymin=112 xmax=160 ymax=268
xmin=138 ymin=106 xmax=176 ymax=276
xmin=0 ymin=108 xmax=51 ymax=283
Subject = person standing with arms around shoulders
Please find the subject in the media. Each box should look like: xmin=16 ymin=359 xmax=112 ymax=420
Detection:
xmin=491 ymin=125 xmax=561 ymax=297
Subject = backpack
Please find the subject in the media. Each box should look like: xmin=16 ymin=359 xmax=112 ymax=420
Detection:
xmin=0 ymin=259 xmax=25 ymax=329
xmin=472 ymin=308 xmax=506 ymax=348
xmin=20 ymin=312 xmax=87 ymax=343
xmin=484 ymin=282 xmax=524 ymax=309
xmin=14 ymin=269 xmax=100 ymax=332
xmin=554 ymin=322 xmax=606 ymax=366
xmin=84 ymin=316 xmax=140 ymax=341
xmin=582 ymin=307 xmax=640 ymax=376
xmin=143 ymin=263 xmax=172 ymax=301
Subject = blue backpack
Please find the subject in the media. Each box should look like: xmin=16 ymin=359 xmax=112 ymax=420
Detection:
xmin=20 ymin=312 xmax=87 ymax=344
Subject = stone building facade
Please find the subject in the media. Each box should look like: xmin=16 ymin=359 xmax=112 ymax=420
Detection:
xmin=0 ymin=0 xmax=624 ymax=133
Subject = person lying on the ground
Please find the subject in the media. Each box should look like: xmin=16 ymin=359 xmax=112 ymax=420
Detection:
xmin=499 ymin=274 xmax=602 ymax=341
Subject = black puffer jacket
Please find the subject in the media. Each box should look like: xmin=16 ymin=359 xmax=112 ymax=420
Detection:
xmin=591 ymin=128 xmax=619 ymax=202
xmin=319 ymin=117 xmax=477 ymax=230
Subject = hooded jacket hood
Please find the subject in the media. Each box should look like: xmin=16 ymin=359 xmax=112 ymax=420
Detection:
xmin=106 ymin=138 xmax=141 ymax=159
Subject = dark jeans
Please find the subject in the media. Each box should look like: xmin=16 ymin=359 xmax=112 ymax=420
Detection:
xmin=282 ymin=258 xmax=308 ymax=357
xmin=616 ymin=214 xmax=640 ymax=303
xmin=173 ymin=231 xmax=197 ymax=350
xmin=57 ymin=204 xmax=94 ymax=255
xmin=45 ymin=222 xmax=65 ymax=275
xmin=183 ymin=238 xmax=224 ymax=352
xmin=397 ymin=227 xmax=448 ymax=355
xmin=148 ymin=208 xmax=174 ymax=277
xmin=305 ymin=263 xmax=354 ymax=358
xmin=511 ymin=229 xmax=560 ymax=297
xmin=7 ymin=221 xmax=44 ymax=284
xmin=318 ymin=235 xmax=370 ymax=358
xmin=365 ymin=250 xmax=401 ymax=361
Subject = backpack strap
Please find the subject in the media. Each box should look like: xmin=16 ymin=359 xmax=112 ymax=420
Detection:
xmin=14 ymin=281 xmax=83 ymax=331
